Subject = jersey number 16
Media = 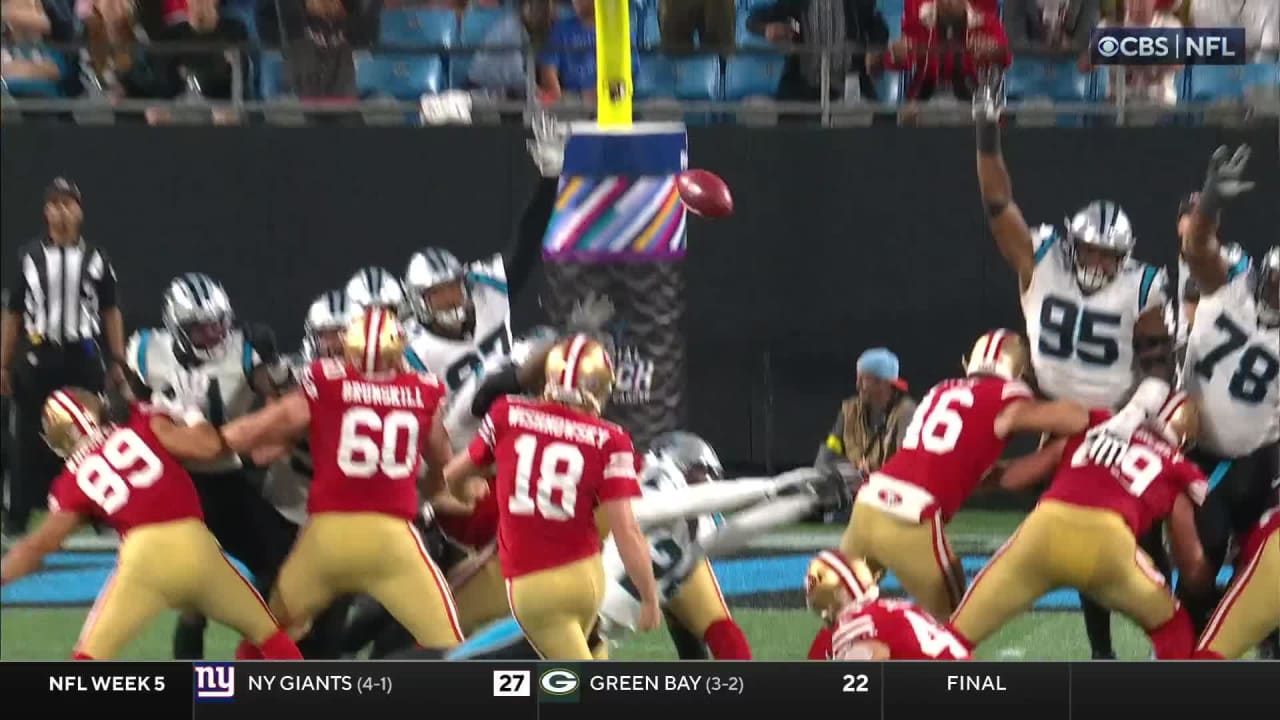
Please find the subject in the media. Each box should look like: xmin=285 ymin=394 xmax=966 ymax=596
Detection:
xmin=902 ymin=387 xmax=975 ymax=455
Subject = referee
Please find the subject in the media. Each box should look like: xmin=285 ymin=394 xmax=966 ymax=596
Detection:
xmin=0 ymin=178 xmax=127 ymax=536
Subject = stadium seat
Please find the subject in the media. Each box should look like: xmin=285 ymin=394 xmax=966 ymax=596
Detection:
xmin=1005 ymin=59 xmax=1090 ymax=102
xmin=358 ymin=54 xmax=447 ymax=100
xmin=634 ymin=56 xmax=678 ymax=99
xmin=1184 ymin=65 xmax=1252 ymax=102
xmin=452 ymin=7 xmax=511 ymax=88
xmin=1244 ymin=61 xmax=1280 ymax=90
xmin=222 ymin=2 xmax=259 ymax=43
xmin=723 ymin=54 xmax=784 ymax=100
xmin=674 ymin=56 xmax=722 ymax=100
xmin=379 ymin=9 xmax=458 ymax=48
xmin=258 ymin=50 xmax=287 ymax=98
xmin=641 ymin=5 xmax=661 ymax=49
xmin=882 ymin=0 xmax=904 ymax=41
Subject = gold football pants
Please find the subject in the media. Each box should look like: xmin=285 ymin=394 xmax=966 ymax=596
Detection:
xmin=76 ymin=519 xmax=281 ymax=659
xmin=951 ymin=500 xmax=1178 ymax=647
xmin=841 ymin=500 xmax=963 ymax=618
xmin=507 ymin=554 xmax=606 ymax=660
xmin=271 ymin=512 xmax=463 ymax=648
xmin=1197 ymin=525 xmax=1280 ymax=659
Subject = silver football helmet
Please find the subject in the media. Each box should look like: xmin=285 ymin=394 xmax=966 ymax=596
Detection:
xmin=162 ymin=272 xmax=235 ymax=361
xmin=645 ymin=431 xmax=723 ymax=486
xmin=1064 ymin=201 xmax=1135 ymax=293
xmin=1258 ymin=246 xmax=1279 ymax=328
xmin=346 ymin=266 xmax=407 ymax=316
xmin=511 ymin=325 xmax=559 ymax=367
xmin=302 ymin=289 xmax=356 ymax=360
xmin=404 ymin=247 xmax=473 ymax=335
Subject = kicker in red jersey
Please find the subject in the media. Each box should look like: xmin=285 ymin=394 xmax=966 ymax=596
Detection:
xmin=876 ymin=376 xmax=1033 ymax=521
xmin=1043 ymin=410 xmax=1208 ymax=536
xmin=47 ymin=404 xmax=205 ymax=536
xmin=300 ymin=357 xmax=448 ymax=521
xmin=827 ymin=599 xmax=970 ymax=660
xmin=468 ymin=395 xmax=642 ymax=578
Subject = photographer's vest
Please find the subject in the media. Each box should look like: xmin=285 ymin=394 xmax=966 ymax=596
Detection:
xmin=840 ymin=394 xmax=913 ymax=471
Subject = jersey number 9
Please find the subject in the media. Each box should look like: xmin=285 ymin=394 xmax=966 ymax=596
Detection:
xmin=76 ymin=430 xmax=164 ymax=515
xmin=1070 ymin=441 xmax=1163 ymax=497
xmin=509 ymin=434 xmax=585 ymax=521
xmin=337 ymin=408 xmax=421 ymax=480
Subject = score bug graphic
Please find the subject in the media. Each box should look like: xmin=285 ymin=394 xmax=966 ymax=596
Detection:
xmin=538 ymin=668 xmax=581 ymax=702
xmin=492 ymin=670 xmax=531 ymax=697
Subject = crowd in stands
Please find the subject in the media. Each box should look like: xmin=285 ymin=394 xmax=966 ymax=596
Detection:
xmin=2 ymin=0 xmax=1277 ymax=117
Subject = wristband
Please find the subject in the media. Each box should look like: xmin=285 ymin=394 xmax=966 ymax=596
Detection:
xmin=976 ymin=118 xmax=1002 ymax=156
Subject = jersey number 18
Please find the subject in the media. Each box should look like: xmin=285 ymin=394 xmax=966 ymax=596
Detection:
xmin=509 ymin=433 xmax=585 ymax=521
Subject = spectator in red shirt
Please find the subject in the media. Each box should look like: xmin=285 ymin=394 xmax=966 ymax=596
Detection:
xmin=887 ymin=0 xmax=1011 ymax=102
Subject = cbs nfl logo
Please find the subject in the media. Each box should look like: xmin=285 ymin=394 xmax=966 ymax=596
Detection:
xmin=194 ymin=662 xmax=235 ymax=703
xmin=1091 ymin=27 xmax=1246 ymax=66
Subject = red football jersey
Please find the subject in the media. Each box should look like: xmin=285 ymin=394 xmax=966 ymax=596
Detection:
xmin=828 ymin=598 xmax=971 ymax=660
xmin=468 ymin=395 xmax=642 ymax=578
xmin=47 ymin=404 xmax=204 ymax=536
xmin=1239 ymin=506 xmax=1279 ymax=571
xmin=1042 ymin=410 xmax=1208 ymax=536
xmin=877 ymin=376 xmax=1034 ymax=521
xmin=300 ymin=358 xmax=447 ymax=521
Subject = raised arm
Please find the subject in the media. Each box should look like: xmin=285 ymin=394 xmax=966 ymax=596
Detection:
xmin=221 ymin=390 xmax=310 ymax=454
xmin=974 ymin=72 xmax=1037 ymax=292
xmin=1183 ymin=146 xmax=1255 ymax=296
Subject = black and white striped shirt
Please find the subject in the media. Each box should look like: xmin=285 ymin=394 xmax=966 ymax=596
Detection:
xmin=4 ymin=238 xmax=118 ymax=345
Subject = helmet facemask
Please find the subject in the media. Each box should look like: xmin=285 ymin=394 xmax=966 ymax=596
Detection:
xmin=419 ymin=277 xmax=474 ymax=337
xmin=1257 ymin=248 xmax=1279 ymax=329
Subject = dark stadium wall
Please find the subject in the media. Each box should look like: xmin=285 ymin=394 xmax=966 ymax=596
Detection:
xmin=3 ymin=126 xmax=1277 ymax=474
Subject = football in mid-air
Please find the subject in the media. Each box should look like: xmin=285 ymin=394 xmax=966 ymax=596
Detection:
xmin=676 ymin=169 xmax=733 ymax=219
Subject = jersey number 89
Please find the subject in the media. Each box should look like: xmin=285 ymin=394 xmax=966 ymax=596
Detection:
xmin=337 ymin=408 xmax=421 ymax=480
xmin=76 ymin=430 xmax=164 ymax=515
xmin=509 ymin=433 xmax=585 ymax=521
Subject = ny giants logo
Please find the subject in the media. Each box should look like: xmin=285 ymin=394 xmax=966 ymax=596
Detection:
xmin=194 ymin=662 xmax=235 ymax=703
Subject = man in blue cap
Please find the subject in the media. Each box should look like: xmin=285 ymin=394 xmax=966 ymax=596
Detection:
xmin=816 ymin=348 xmax=917 ymax=480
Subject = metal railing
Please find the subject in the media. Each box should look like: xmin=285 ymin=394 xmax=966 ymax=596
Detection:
xmin=2 ymin=37 xmax=1278 ymax=126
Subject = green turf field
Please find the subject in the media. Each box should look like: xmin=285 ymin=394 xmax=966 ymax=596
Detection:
xmin=0 ymin=510 xmax=1185 ymax=661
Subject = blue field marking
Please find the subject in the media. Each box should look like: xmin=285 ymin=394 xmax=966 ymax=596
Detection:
xmin=0 ymin=551 xmax=1235 ymax=609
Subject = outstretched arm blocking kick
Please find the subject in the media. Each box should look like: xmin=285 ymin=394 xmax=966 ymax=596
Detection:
xmin=973 ymin=71 xmax=1037 ymax=294
xmin=1183 ymin=145 xmax=1255 ymax=297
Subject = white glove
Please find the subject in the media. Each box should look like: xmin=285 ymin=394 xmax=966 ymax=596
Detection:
xmin=158 ymin=368 xmax=211 ymax=426
xmin=1085 ymin=406 xmax=1143 ymax=467
xmin=566 ymin=291 xmax=616 ymax=333
xmin=419 ymin=90 xmax=474 ymax=126
xmin=526 ymin=109 xmax=568 ymax=178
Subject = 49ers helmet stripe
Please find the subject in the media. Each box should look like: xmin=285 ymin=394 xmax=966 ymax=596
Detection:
xmin=50 ymin=390 xmax=96 ymax=436
xmin=561 ymin=334 xmax=589 ymax=389
xmin=365 ymin=307 xmax=385 ymax=372
xmin=815 ymin=550 xmax=873 ymax=605
xmin=1157 ymin=390 xmax=1189 ymax=425
xmin=983 ymin=329 xmax=1009 ymax=364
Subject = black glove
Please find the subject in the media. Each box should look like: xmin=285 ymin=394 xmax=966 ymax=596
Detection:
xmin=1198 ymin=145 xmax=1254 ymax=218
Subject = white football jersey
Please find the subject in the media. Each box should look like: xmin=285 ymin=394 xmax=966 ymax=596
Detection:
xmin=1182 ymin=271 xmax=1280 ymax=458
xmin=260 ymin=359 xmax=311 ymax=525
xmin=126 ymin=327 xmax=263 ymax=474
xmin=1021 ymin=232 xmax=1168 ymax=409
xmin=598 ymin=459 xmax=719 ymax=639
xmin=404 ymin=253 xmax=513 ymax=451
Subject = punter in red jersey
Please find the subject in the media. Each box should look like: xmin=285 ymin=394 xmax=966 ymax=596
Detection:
xmin=840 ymin=329 xmax=1120 ymax=620
xmin=0 ymin=388 xmax=301 ymax=661
xmin=1194 ymin=492 xmax=1280 ymax=660
xmin=805 ymin=549 xmax=970 ymax=660
xmin=950 ymin=393 xmax=1210 ymax=659
xmin=221 ymin=306 xmax=463 ymax=655
xmin=443 ymin=333 xmax=659 ymax=660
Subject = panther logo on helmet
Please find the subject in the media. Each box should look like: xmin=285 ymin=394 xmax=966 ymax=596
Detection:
xmin=1064 ymin=200 xmax=1135 ymax=294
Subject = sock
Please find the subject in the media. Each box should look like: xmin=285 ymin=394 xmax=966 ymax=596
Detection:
xmin=1079 ymin=594 xmax=1114 ymax=657
xmin=1148 ymin=606 xmax=1194 ymax=659
xmin=71 ymin=651 xmax=95 ymax=660
xmin=807 ymin=625 xmax=834 ymax=660
xmin=702 ymin=619 xmax=751 ymax=660
xmin=235 ymin=639 xmax=264 ymax=660
xmin=259 ymin=630 xmax=303 ymax=660
xmin=173 ymin=614 xmax=207 ymax=660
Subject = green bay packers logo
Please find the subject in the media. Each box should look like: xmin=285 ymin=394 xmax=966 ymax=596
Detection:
xmin=539 ymin=668 xmax=580 ymax=702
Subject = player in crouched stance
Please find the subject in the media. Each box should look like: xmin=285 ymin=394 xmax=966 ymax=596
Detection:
xmin=950 ymin=393 xmax=1211 ymax=659
xmin=443 ymin=334 xmax=660 ymax=660
xmin=1194 ymin=489 xmax=1280 ymax=659
xmin=220 ymin=307 xmax=464 ymax=656
xmin=0 ymin=389 xmax=301 ymax=660
xmin=805 ymin=550 xmax=969 ymax=660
